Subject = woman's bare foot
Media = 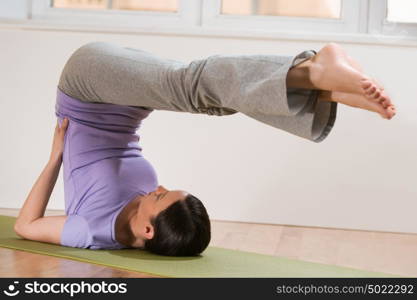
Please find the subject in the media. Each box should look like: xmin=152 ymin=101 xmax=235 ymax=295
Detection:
xmin=295 ymin=43 xmax=390 ymax=103
xmin=360 ymin=78 xmax=395 ymax=109
xmin=344 ymin=53 xmax=393 ymax=108
xmin=287 ymin=42 xmax=396 ymax=117
xmin=319 ymin=90 xmax=396 ymax=120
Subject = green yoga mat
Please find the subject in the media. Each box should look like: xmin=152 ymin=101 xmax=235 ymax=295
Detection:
xmin=0 ymin=215 xmax=397 ymax=278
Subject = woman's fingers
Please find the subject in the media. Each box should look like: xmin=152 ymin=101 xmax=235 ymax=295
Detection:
xmin=59 ymin=118 xmax=69 ymax=130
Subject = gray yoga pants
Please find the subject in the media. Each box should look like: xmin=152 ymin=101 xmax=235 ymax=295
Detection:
xmin=57 ymin=41 xmax=337 ymax=142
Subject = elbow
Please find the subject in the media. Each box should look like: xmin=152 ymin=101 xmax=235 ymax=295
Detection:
xmin=13 ymin=222 xmax=26 ymax=238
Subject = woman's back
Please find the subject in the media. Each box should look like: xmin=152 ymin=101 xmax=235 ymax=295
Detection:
xmin=55 ymin=88 xmax=158 ymax=249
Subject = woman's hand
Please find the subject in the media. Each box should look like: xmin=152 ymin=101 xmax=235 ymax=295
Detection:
xmin=49 ymin=117 xmax=69 ymax=162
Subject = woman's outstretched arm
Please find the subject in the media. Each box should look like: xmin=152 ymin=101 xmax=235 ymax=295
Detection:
xmin=14 ymin=118 xmax=69 ymax=245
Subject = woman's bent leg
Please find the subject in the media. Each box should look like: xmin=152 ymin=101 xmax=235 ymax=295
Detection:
xmin=57 ymin=42 xmax=337 ymax=142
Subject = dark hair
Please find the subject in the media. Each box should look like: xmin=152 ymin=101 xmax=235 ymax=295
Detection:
xmin=143 ymin=194 xmax=211 ymax=256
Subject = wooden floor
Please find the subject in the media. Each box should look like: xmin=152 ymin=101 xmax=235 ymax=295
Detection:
xmin=1 ymin=208 xmax=416 ymax=277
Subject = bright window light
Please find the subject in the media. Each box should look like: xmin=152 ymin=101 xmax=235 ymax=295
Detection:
xmin=52 ymin=0 xmax=178 ymax=12
xmin=221 ymin=0 xmax=341 ymax=19
xmin=387 ymin=0 xmax=417 ymax=23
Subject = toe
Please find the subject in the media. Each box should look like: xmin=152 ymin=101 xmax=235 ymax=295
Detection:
xmin=380 ymin=92 xmax=393 ymax=107
xmin=365 ymin=86 xmax=377 ymax=97
xmin=386 ymin=106 xmax=396 ymax=119
xmin=363 ymin=98 xmax=390 ymax=119
xmin=361 ymin=80 xmax=372 ymax=90
xmin=380 ymin=96 xmax=389 ymax=108
xmin=369 ymin=90 xmax=378 ymax=100
xmin=377 ymin=103 xmax=391 ymax=119
xmin=381 ymin=109 xmax=390 ymax=119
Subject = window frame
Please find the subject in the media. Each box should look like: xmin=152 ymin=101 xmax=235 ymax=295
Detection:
xmin=30 ymin=0 xmax=201 ymax=28
xmin=0 ymin=0 xmax=29 ymax=20
xmin=202 ymin=0 xmax=368 ymax=34
xmin=368 ymin=0 xmax=417 ymax=38
xmin=0 ymin=0 xmax=416 ymax=47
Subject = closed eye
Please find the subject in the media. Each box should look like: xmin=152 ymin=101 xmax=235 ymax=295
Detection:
xmin=157 ymin=192 xmax=168 ymax=202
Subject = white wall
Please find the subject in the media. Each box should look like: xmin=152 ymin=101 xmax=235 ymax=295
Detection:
xmin=1 ymin=27 xmax=416 ymax=234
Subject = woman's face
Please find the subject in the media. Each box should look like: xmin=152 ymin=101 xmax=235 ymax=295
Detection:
xmin=134 ymin=185 xmax=188 ymax=240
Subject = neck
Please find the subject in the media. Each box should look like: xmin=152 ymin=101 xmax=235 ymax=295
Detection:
xmin=126 ymin=213 xmax=145 ymax=248
xmin=116 ymin=197 xmax=142 ymax=247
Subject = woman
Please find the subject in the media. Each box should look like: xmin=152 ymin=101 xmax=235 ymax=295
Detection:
xmin=14 ymin=42 xmax=395 ymax=256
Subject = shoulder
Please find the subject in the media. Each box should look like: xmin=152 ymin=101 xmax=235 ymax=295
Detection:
xmin=61 ymin=214 xmax=92 ymax=248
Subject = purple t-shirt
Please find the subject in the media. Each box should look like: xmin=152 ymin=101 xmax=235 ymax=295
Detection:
xmin=55 ymin=88 xmax=158 ymax=249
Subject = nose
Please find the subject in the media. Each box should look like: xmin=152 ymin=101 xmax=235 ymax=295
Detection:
xmin=157 ymin=185 xmax=168 ymax=193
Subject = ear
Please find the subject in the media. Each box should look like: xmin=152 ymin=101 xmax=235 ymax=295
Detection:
xmin=144 ymin=224 xmax=154 ymax=240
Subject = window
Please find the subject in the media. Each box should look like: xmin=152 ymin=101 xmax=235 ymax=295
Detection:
xmin=220 ymin=0 xmax=341 ymax=19
xmin=1 ymin=0 xmax=416 ymax=44
xmin=202 ymin=0 xmax=364 ymax=34
xmin=30 ymin=0 xmax=199 ymax=29
xmin=387 ymin=0 xmax=417 ymax=23
xmin=52 ymin=0 xmax=178 ymax=13
xmin=369 ymin=0 xmax=417 ymax=38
